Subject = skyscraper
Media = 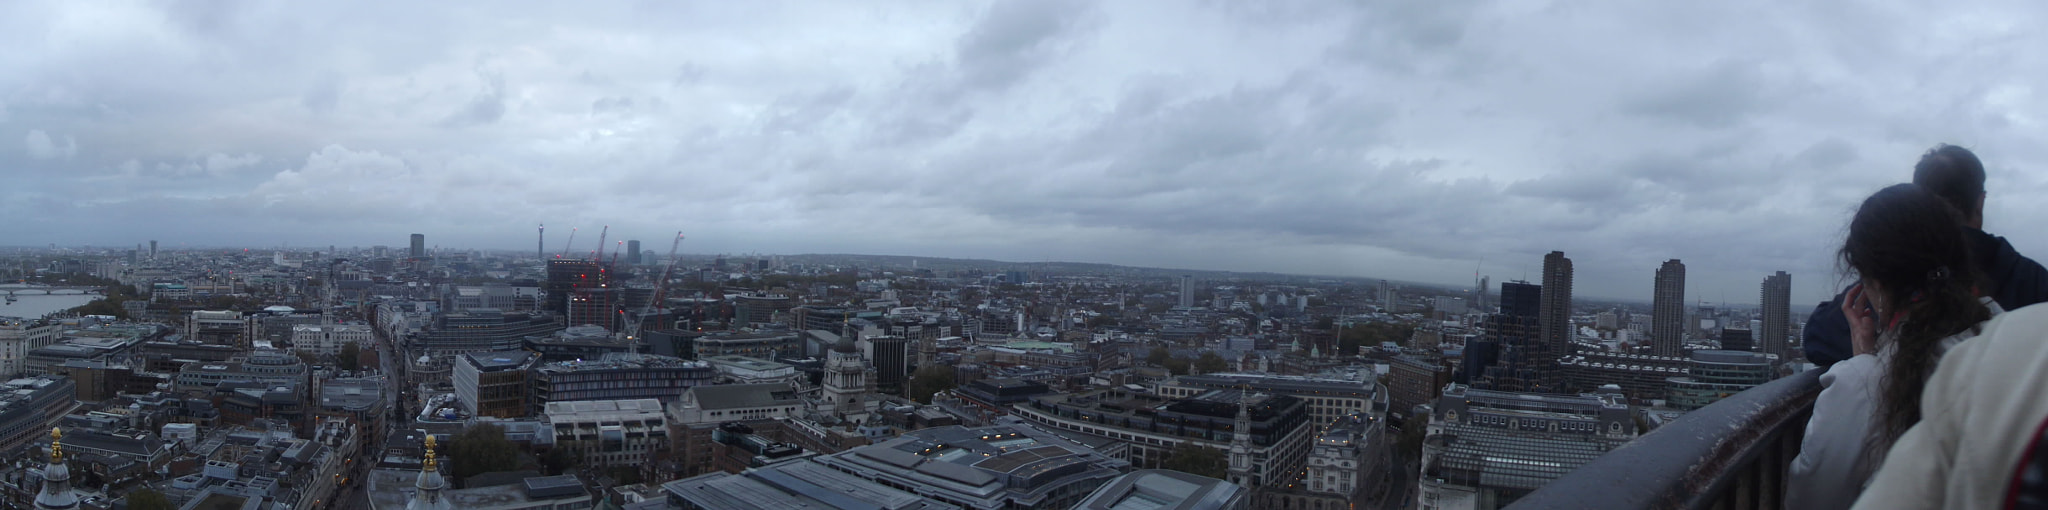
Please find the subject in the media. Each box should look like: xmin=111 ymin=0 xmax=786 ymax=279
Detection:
xmin=148 ymin=240 xmax=157 ymax=259
xmin=1761 ymin=271 xmax=1792 ymax=360
xmin=1539 ymin=251 xmax=1574 ymax=355
xmin=1652 ymin=260 xmax=1687 ymax=357
xmin=1178 ymin=275 xmax=1195 ymax=309
xmin=626 ymin=240 xmax=642 ymax=265
xmin=410 ymin=233 xmax=426 ymax=260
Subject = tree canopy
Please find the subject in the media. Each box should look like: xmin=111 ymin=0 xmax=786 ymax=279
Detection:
xmin=338 ymin=342 xmax=362 ymax=372
xmin=127 ymin=489 xmax=174 ymax=510
xmin=1164 ymin=356 xmax=1192 ymax=375
xmin=908 ymin=365 xmax=957 ymax=404
xmin=1160 ymin=443 xmax=1227 ymax=479
xmin=449 ymin=424 xmax=521 ymax=482
xmin=1146 ymin=346 xmax=1171 ymax=366
xmin=1194 ymin=351 xmax=1229 ymax=374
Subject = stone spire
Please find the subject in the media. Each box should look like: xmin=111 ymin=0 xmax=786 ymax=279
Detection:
xmin=36 ymin=428 xmax=77 ymax=510
xmin=1227 ymin=388 xmax=1255 ymax=489
xmin=408 ymin=435 xmax=450 ymax=510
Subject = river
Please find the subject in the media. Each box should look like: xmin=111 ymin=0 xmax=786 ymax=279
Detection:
xmin=0 ymin=294 xmax=100 ymax=319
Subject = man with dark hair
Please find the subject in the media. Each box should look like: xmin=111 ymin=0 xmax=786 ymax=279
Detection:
xmin=1803 ymin=144 xmax=2048 ymax=367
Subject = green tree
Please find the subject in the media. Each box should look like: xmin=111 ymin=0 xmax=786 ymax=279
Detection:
xmin=1164 ymin=356 xmax=1192 ymax=376
xmin=1194 ymin=351 xmax=1229 ymax=374
xmin=540 ymin=448 xmax=579 ymax=476
xmin=127 ymin=489 xmax=174 ymax=510
xmin=1146 ymin=346 xmax=1171 ymax=366
xmin=908 ymin=365 xmax=958 ymax=404
xmin=607 ymin=466 xmax=642 ymax=485
xmin=294 ymin=351 xmax=320 ymax=366
xmin=338 ymin=342 xmax=362 ymax=372
xmin=449 ymin=424 xmax=521 ymax=481
xmin=1160 ymin=443 xmax=1228 ymax=479
xmin=1395 ymin=421 xmax=1429 ymax=465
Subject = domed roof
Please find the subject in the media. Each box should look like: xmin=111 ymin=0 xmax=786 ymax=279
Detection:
xmin=833 ymin=335 xmax=859 ymax=354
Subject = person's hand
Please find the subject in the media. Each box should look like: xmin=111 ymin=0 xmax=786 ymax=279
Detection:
xmin=1842 ymin=285 xmax=1879 ymax=356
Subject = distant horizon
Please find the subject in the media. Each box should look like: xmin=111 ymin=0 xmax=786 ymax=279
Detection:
xmin=2 ymin=242 xmax=1806 ymax=307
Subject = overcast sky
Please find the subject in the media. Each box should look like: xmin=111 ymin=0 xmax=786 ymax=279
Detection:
xmin=7 ymin=1 xmax=2048 ymax=304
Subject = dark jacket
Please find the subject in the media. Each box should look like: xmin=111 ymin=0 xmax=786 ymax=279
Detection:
xmin=1803 ymin=229 xmax=2048 ymax=367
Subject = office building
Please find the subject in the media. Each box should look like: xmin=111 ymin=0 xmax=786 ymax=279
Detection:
xmin=543 ymin=399 xmax=668 ymax=469
xmin=1179 ymin=275 xmax=1196 ymax=309
xmin=701 ymin=355 xmax=800 ymax=385
xmin=1075 ymin=470 xmax=1249 ymax=510
xmin=290 ymin=323 xmax=372 ymax=358
xmin=409 ymin=233 xmax=426 ymax=260
xmin=530 ymin=353 xmax=714 ymax=410
xmin=663 ymin=459 xmax=956 ymax=510
xmin=734 ymin=294 xmax=795 ymax=327
xmin=566 ymin=287 xmax=621 ymax=332
xmin=1556 ymin=351 xmax=1687 ymax=404
xmin=1761 ymin=271 xmax=1792 ymax=360
xmin=1014 ymin=388 xmax=1313 ymax=491
xmin=1270 ymin=412 xmax=1388 ymax=510
xmin=454 ymin=351 xmax=538 ymax=418
xmin=1417 ymin=385 xmax=1636 ymax=510
xmin=815 ymin=423 xmax=1130 ymax=510
xmin=1539 ymin=252 xmax=1573 ymax=355
xmin=1719 ymin=326 xmax=1754 ymax=352
xmin=1473 ymin=280 xmax=1557 ymax=393
xmin=867 ymin=336 xmax=909 ymax=396
xmin=188 ymin=310 xmax=247 ymax=346
xmin=626 ymin=240 xmax=641 ymax=265
xmin=1160 ymin=373 xmax=1387 ymax=432
xmin=0 ymin=319 xmax=63 ymax=378
xmin=0 ymin=376 xmax=78 ymax=452
xmin=1386 ymin=355 xmax=1450 ymax=420
xmin=1665 ymin=350 xmax=1775 ymax=410
xmin=1652 ymin=260 xmax=1686 ymax=357
xmin=694 ymin=331 xmax=804 ymax=360
xmin=668 ymin=383 xmax=807 ymax=426
xmin=544 ymin=259 xmax=607 ymax=315
xmin=412 ymin=311 xmax=564 ymax=355
xmin=172 ymin=351 xmax=309 ymax=394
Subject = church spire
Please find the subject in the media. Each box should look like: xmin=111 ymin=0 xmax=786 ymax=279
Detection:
xmin=1228 ymin=386 xmax=1255 ymax=488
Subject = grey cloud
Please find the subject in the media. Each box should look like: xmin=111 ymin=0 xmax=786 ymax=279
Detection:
xmin=953 ymin=0 xmax=1097 ymax=92
xmin=444 ymin=69 xmax=506 ymax=126
xmin=23 ymin=129 xmax=75 ymax=160
xmin=1621 ymin=60 xmax=1788 ymax=129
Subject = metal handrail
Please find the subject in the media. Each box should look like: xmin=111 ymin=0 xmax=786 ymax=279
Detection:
xmin=1505 ymin=368 xmax=1823 ymax=510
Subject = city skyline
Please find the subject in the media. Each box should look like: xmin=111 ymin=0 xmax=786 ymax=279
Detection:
xmin=10 ymin=2 xmax=2043 ymax=305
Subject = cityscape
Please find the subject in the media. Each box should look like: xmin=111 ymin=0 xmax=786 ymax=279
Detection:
xmin=7 ymin=2 xmax=2047 ymax=510
xmin=0 ymin=239 xmax=1805 ymax=510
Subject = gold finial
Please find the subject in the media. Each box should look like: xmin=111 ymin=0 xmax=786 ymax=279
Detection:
xmin=50 ymin=428 xmax=62 ymax=462
xmin=422 ymin=435 xmax=437 ymax=472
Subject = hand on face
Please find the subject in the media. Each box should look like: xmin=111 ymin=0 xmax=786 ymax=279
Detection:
xmin=1842 ymin=284 xmax=1880 ymax=356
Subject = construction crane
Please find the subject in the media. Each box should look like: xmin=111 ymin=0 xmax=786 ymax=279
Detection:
xmin=559 ymin=227 xmax=578 ymax=259
xmin=593 ymin=225 xmax=609 ymax=263
xmin=623 ymin=231 xmax=685 ymax=342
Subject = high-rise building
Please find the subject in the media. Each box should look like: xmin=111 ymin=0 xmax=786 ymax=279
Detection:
xmin=409 ymin=233 xmax=426 ymax=260
xmin=544 ymin=259 xmax=607 ymax=314
xmin=453 ymin=351 xmax=538 ymax=418
xmin=1653 ymin=259 xmax=1687 ymax=357
xmin=626 ymin=240 xmax=641 ymax=265
xmin=866 ymin=336 xmax=909 ymax=396
xmin=1539 ymin=251 xmax=1574 ymax=355
xmin=1179 ymin=275 xmax=1196 ymax=309
xmin=147 ymin=240 xmax=158 ymax=259
xmin=1500 ymin=281 xmax=1541 ymax=318
xmin=1761 ymin=271 xmax=1792 ymax=360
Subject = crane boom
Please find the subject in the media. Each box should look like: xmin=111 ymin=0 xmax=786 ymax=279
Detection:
xmin=559 ymin=227 xmax=578 ymax=258
xmin=625 ymin=231 xmax=685 ymax=341
xmin=594 ymin=226 xmax=609 ymax=262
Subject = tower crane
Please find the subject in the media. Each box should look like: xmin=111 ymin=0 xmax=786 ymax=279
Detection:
xmin=623 ymin=232 xmax=685 ymax=343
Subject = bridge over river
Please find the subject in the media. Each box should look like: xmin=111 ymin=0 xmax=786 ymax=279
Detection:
xmin=0 ymin=285 xmax=106 ymax=297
